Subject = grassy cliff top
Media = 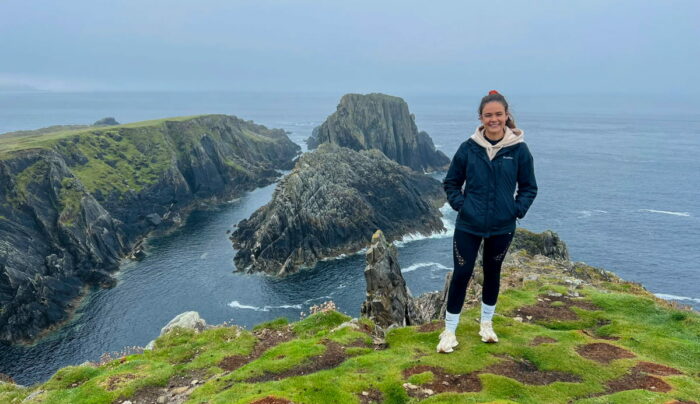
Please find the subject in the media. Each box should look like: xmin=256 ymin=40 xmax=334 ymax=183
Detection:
xmin=2 ymin=253 xmax=698 ymax=404
xmin=0 ymin=115 xmax=207 ymax=156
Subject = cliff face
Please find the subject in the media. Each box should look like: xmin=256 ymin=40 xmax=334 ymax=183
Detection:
xmin=0 ymin=115 xmax=300 ymax=343
xmin=306 ymin=93 xmax=450 ymax=172
xmin=230 ymin=143 xmax=446 ymax=276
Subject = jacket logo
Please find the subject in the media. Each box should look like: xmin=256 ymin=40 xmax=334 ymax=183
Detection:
xmin=502 ymin=156 xmax=514 ymax=160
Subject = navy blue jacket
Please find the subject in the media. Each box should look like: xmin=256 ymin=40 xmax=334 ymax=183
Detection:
xmin=443 ymin=138 xmax=537 ymax=237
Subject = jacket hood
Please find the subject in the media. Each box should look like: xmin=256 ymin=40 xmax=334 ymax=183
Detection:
xmin=470 ymin=125 xmax=525 ymax=161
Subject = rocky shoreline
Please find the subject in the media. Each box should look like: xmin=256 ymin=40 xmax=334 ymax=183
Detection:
xmin=0 ymin=115 xmax=300 ymax=344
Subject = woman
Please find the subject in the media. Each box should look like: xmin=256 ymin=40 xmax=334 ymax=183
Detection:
xmin=437 ymin=90 xmax=537 ymax=353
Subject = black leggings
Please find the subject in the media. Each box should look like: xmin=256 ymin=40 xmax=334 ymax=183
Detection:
xmin=446 ymin=229 xmax=514 ymax=314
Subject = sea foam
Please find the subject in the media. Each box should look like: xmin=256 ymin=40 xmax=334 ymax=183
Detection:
xmin=654 ymin=293 xmax=700 ymax=303
xmin=228 ymin=301 xmax=302 ymax=311
xmin=395 ymin=203 xmax=454 ymax=247
xmin=401 ymin=262 xmax=451 ymax=273
xmin=639 ymin=209 xmax=691 ymax=217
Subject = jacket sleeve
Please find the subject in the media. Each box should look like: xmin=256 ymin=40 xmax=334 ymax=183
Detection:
xmin=515 ymin=143 xmax=538 ymax=219
xmin=442 ymin=143 xmax=467 ymax=211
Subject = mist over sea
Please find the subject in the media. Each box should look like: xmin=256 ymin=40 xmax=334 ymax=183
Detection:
xmin=1 ymin=91 xmax=699 ymax=384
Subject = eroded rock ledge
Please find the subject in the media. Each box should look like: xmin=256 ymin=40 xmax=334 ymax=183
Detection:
xmin=230 ymin=143 xmax=446 ymax=276
xmin=306 ymin=93 xmax=450 ymax=172
xmin=0 ymin=114 xmax=300 ymax=343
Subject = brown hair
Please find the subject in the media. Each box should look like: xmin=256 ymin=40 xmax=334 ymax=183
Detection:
xmin=478 ymin=91 xmax=516 ymax=129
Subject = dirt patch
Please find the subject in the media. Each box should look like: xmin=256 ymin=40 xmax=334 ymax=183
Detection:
xmin=102 ymin=373 xmax=138 ymax=391
xmin=249 ymin=396 xmax=294 ymax=404
xmin=575 ymin=343 xmax=635 ymax=364
xmin=244 ymin=339 xmax=348 ymax=383
xmin=665 ymin=400 xmax=699 ymax=404
xmin=219 ymin=326 xmax=296 ymax=371
xmin=122 ymin=369 xmax=207 ymax=404
xmin=513 ymin=295 xmax=599 ymax=323
xmin=632 ymin=361 xmax=682 ymax=376
xmin=530 ymin=336 xmax=558 ymax=346
xmin=402 ymin=364 xmax=482 ymax=399
xmin=357 ymin=388 xmax=383 ymax=404
xmin=482 ymin=356 xmax=581 ymax=385
xmin=417 ymin=321 xmax=444 ymax=333
xmin=605 ymin=370 xmax=672 ymax=394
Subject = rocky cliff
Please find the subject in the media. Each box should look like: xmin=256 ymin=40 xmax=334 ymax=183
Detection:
xmin=0 ymin=115 xmax=300 ymax=343
xmin=306 ymin=93 xmax=450 ymax=172
xmin=230 ymin=143 xmax=446 ymax=276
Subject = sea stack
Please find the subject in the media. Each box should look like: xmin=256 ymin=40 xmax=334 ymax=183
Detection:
xmin=230 ymin=143 xmax=446 ymax=276
xmin=306 ymin=93 xmax=450 ymax=172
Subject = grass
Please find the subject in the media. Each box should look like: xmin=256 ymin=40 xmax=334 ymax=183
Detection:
xmin=5 ymin=276 xmax=698 ymax=404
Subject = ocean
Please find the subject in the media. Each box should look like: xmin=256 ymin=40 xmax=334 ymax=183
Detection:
xmin=1 ymin=91 xmax=698 ymax=385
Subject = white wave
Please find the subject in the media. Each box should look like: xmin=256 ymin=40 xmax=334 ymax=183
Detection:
xmin=303 ymin=295 xmax=332 ymax=304
xmin=576 ymin=209 xmax=609 ymax=218
xmin=320 ymin=247 xmax=368 ymax=262
xmin=639 ymin=209 xmax=691 ymax=217
xmin=228 ymin=300 xmax=302 ymax=311
xmin=654 ymin=293 xmax=700 ymax=303
xmin=401 ymin=262 xmax=451 ymax=273
xmin=199 ymin=252 xmax=208 ymax=259
xmin=395 ymin=203 xmax=454 ymax=247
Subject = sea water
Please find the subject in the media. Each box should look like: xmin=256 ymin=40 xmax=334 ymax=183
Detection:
xmin=0 ymin=91 xmax=698 ymax=384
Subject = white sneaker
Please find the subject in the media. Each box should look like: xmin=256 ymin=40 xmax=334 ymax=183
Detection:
xmin=479 ymin=321 xmax=498 ymax=343
xmin=436 ymin=329 xmax=459 ymax=353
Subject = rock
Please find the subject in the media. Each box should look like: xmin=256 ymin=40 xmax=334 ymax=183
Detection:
xmin=157 ymin=396 xmax=167 ymax=404
xmin=231 ymin=143 xmax=445 ymax=275
xmin=306 ymin=93 xmax=450 ymax=172
xmin=160 ymin=311 xmax=207 ymax=335
xmin=514 ymin=316 xmax=523 ymax=322
xmin=360 ymin=230 xmax=448 ymax=328
xmin=22 ymin=390 xmax=46 ymax=402
xmin=510 ymin=228 xmax=570 ymax=261
xmin=0 ymin=115 xmax=300 ymax=343
xmin=92 ymin=117 xmax=120 ymax=126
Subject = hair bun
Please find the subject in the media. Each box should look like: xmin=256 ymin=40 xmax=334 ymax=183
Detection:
xmin=488 ymin=90 xmax=500 ymax=95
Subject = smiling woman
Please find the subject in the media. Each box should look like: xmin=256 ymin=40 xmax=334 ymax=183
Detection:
xmin=437 ymin=90 xmax=538 ymax=353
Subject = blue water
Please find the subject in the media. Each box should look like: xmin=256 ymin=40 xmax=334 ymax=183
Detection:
xmin=1 ymin=91 xmax=699 ymax=385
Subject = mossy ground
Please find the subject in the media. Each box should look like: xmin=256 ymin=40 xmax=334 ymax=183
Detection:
xmin=4 ymin=277 xmax=698 ymax=404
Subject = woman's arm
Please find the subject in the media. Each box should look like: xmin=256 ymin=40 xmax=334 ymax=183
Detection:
xmin=515 ymin=143 xmax=538 ymax=218
xmin=442 ymin=144 xmax=467 ymax=211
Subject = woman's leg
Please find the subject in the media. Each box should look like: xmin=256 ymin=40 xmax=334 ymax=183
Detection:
xmin=438 ymin=229 xmax=482 ymax=352
xmin=445 ymin=229 xmax=483 ymax=317
xmin=481 ymin=232 xmax=514 ymax=306
xmin=478 ymin=232 xmax=514 ymax=343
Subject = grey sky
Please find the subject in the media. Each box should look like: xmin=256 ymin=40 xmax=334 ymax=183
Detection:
xmin=1 ymin=0 xmax=698 ymax=93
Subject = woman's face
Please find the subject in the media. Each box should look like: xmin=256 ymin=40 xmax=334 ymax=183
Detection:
xmin=480 ymin=101 xmax=508 ymax=138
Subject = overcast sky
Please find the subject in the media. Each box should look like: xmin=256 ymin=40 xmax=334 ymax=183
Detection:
xmin=1 ymin=0 xmax=698 ymax=94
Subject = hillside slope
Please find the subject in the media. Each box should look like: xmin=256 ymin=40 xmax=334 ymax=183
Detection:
xmin=2 ymin=237 xmax=697 ymax=404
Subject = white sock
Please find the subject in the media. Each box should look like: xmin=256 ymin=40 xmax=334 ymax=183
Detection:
xmin=445 ymin=311 xmax=460 ymax=334
xmin=481 ymin=302 xmax=496 ymax=322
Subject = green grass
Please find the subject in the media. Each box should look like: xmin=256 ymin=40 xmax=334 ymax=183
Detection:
xmin=12 ymin=284 xmax=698 ymax=404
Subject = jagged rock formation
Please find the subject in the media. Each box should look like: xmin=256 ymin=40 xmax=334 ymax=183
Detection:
xmin=306 ymin=93 xmax=450 ymax=172
xmin=230 ymin=143 xmax=446 ymax=276
xmin=0 ymin=114 xmax=300 ymax=343
xmin=361 ymin=230 xmax=448 ymax=328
